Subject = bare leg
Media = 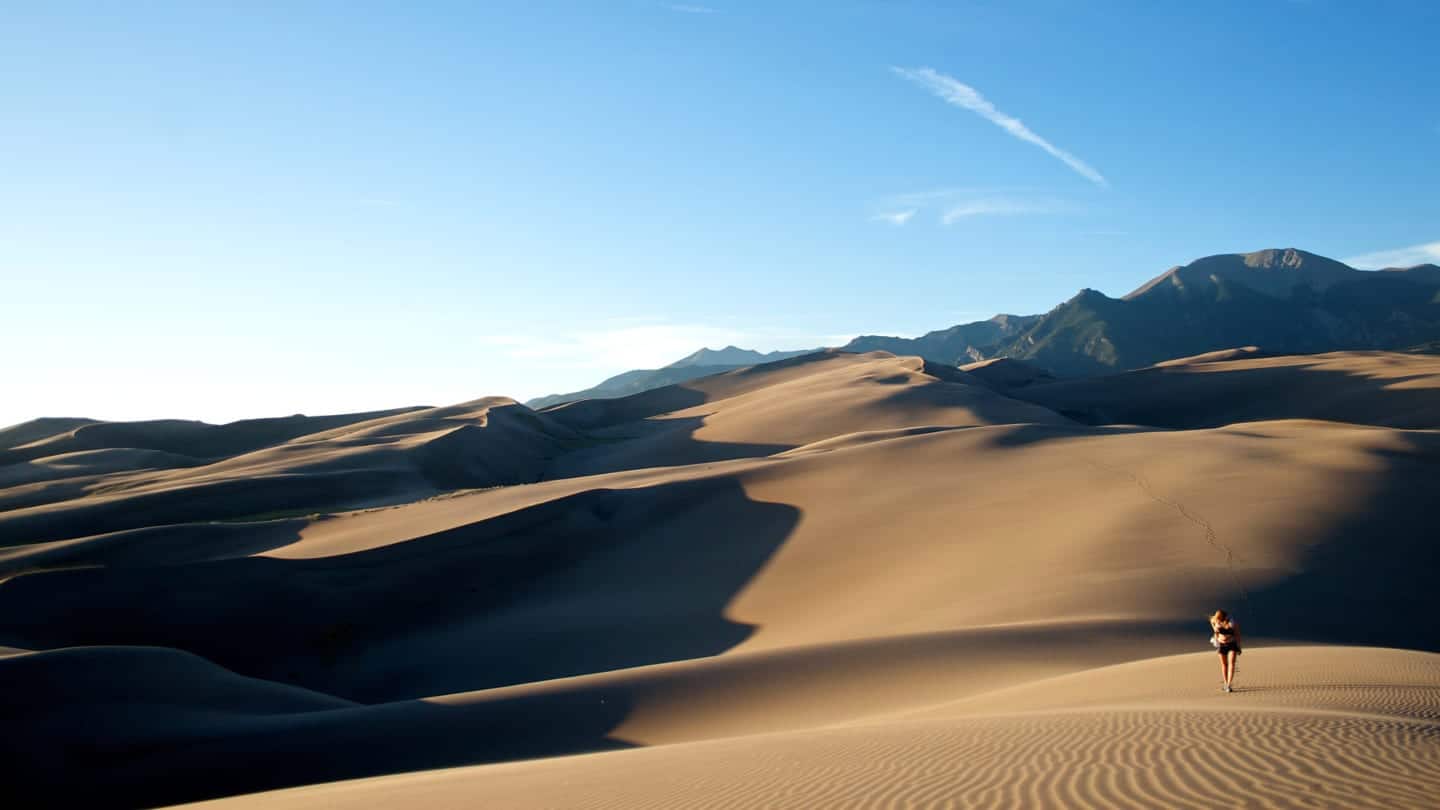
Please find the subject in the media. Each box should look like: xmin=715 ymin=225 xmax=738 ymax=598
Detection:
xmin=1224 ymin=651 xmax=1238 ymax=689
xmin=1217 ymin=652 xmax=1227 ymax=687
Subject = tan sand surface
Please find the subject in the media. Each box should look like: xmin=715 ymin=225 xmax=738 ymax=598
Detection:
xmin=1 ymin=349 xmax=1437 ymax=808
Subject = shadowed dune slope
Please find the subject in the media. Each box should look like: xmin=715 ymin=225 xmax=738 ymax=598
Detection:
xmin=0 ymin=407 xmax=422 ymax=465
xmin=0 ymin=416 xmax=100 ymax=450
xmin=1012 ymin=349 xmax=1440 ymax=429
xmin=0 ymin=446 xmax=205 ymax=489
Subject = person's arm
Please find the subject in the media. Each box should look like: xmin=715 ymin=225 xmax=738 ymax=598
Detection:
xmin=1233 ymin=623 xmax=1242 ymax=651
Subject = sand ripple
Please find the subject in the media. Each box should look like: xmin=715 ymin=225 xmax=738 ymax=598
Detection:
xmin=191 ymin=707 xmax=1437 ymax=810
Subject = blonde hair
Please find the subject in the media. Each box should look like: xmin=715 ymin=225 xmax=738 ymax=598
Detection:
xmin=1210 ymin=609 xmax=1231 ymax=625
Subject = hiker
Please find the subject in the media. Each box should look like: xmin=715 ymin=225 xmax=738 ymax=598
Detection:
xmin=1210 ymin=609 xmax=1242 ymax=692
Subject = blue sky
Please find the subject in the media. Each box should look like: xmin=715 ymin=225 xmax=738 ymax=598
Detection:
xmin=4 ymin=1 xmax=1438 ymax=425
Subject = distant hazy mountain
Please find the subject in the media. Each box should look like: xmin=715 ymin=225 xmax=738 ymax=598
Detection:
xmin=526 ymin=363 xmax=761 ymax=410
xmin=994 ymin=248 xmax=1440 ymax=376
xmin=666 ymin=346 xmax=815 ymax=369
xmin=526 ymin=347 xmax=820 ymax=409
xmin=842 ymin=314 xmax=1041 ymax=365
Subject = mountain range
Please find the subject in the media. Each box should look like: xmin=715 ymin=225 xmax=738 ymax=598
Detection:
xmin=527 ymin=248 xmax=1440 ymax=407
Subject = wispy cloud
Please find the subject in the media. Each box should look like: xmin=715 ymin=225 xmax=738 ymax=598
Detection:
xmin=872 ymin=209 xmax=918 ymax=226
xmin=665 ymin=3 xmax=718 ymax=12
xmin=892 ymin=67 xmax=1108 ymax=188
xmin=940 ymin=198 xmax=1062 ymax=223
xmin=1343 ymin=241 xmax=1440 ymax=270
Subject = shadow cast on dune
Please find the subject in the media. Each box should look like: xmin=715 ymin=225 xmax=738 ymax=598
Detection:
xmin=1012 ymin=353 xmax=1440 ymax=430
xmin=872 ymin=371 xmax=1072 ymax=428
xmin=540 ymin=381 xmax=711 ymax=431
xmin=543 ymin=413 xmax=793 ymax=479
xmin=0 ymin=519 xmax=308 ymax=578
xmin=975 ymin=421 xmax=1147 ymax=451
xmin=1239 ymin=432 xmax=1440 ymax=652
xmin=961 ymin=415 xmax=1440 ymax=653
xmin=0 ymin=477 xmax=801 ymax=702
xmin=330 ymin=474 xmax=802 ymax=700
xmin=0 ymin=469 xmax=416 ymax=548
xmin=148 ymin=692 xmax=640 ymax=808
xmin=3 ymin=645 xmax=639 ymax=810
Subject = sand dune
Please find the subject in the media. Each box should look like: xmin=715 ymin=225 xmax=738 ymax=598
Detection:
xmin=0 ymin=446 xmax=203 ymax=489
xmin=544 ymin=351 xmax=1068 ymax=478
xmin=1 ymin=349 xmax=1438 ymax=808
xmin=0 ymin=416 xmax=98 ymax=450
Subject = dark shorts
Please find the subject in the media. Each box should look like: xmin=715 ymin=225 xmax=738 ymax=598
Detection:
xmin=1217 ymin=643 xmax=1240 ymax=656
